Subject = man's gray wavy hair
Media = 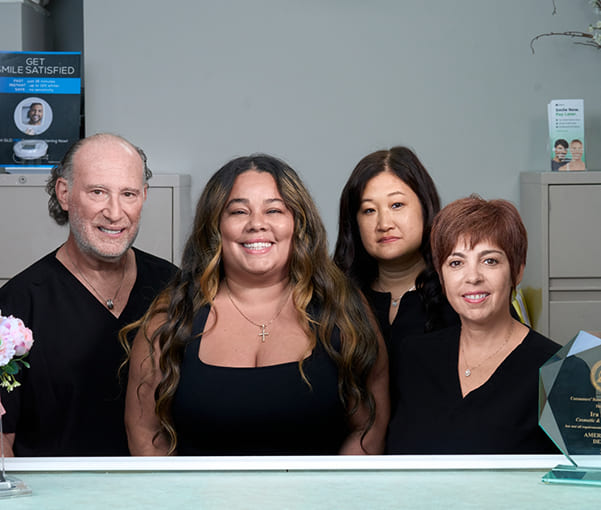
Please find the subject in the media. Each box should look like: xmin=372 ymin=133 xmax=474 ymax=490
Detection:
xmin=45 ymin=133 xmax=152 ymax=226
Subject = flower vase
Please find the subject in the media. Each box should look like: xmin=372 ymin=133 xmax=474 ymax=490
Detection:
xmin=0 ymin=407 xmax=31 ymax=499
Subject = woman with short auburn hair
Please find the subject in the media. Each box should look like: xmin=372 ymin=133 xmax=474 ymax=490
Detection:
xmin=387 ymin=195 xmax=560 ymax=454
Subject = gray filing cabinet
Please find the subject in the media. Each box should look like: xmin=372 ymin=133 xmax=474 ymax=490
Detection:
xmin=520 ymin=172 xmax=601 ymax=344
xmin=0 ymin=173 xmax=191 ymax=287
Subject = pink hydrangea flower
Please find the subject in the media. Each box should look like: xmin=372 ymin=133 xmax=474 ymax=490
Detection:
xmin=1 ymin=316 xmax=34 ymax=357
xmin=0 ymin=312 xmax=34 ymax=392
xmin=0 ymin=331 xmax=16 ymax=367
xmin=1 ymin=315 xmax=33 ymax=361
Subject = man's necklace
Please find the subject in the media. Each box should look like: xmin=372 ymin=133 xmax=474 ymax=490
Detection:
xmin=461 ymin=321 xmax=514 ymax=377
xmin=224 ymin=280 xmax=291 ymax=342
xmin=66 ymin=245 xmax=127 ymax=310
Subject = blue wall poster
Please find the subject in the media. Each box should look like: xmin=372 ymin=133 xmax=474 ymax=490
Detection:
xmin=0 ymin=51 xmax=81 ymax=170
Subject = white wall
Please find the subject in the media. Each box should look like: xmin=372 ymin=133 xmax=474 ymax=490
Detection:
xmin=83 ymin=0 xmax=601 ymax=246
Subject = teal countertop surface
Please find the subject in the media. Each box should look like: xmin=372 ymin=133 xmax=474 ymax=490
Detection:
xmin=2 ymin=456 xmax=600 ymax=509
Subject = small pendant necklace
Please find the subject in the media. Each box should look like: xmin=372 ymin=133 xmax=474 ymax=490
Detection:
xmin=391 ymin=285 xmax=416 ymax=307
xmin=376 ymin=279 xmax=416 ymax=307
xmin=224 ymin=280 xmax=291 ymax=342
xmin=461 ymin=322 xmax=514 ymax=377
xmin=66 ymin=245 xmax=127 ymax=310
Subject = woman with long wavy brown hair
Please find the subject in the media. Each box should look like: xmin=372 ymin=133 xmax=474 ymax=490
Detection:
xmin=123 ymin=154 xmax=388 ymax=455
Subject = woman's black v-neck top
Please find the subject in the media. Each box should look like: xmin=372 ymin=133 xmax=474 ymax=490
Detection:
xmin=363 ymin=287 xmax=459 ymax=354
xmin=386 ymin=325 xmax=560 ymax=454
xmin=171 ymin=306 xmax=348 ymax=455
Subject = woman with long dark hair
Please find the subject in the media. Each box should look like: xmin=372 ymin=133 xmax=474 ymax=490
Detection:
xmin=334 ymin=147 xmax=458 ymax=351
xmin=123 ymin=154 xmax=389 ymax=455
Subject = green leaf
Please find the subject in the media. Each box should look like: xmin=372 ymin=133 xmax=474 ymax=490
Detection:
xmin=4 ymin=361 xmax=19 ymax=375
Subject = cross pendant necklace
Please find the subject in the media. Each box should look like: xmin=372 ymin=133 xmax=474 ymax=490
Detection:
xmin=259 ymin=324 xmax=268 ymax=342
xmin=225 ymin=280 xmax=291 ymax=342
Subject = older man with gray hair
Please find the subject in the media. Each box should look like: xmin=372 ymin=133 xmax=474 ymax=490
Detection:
xmin=0 ymin=133 xmax=177 ymax=456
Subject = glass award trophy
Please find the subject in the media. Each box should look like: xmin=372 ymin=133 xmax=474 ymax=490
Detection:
xmin=539 ymin=330 xmax=601 ymax=485
xmin=0 ymin=413 xmax=32 ymax=499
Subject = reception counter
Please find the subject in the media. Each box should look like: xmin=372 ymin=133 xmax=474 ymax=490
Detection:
xmin=2 ymin=455 xmax=599 ymax=509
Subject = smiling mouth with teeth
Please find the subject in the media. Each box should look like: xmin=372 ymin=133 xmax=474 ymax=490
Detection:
xmin=243 ymin=242 xmax=272 ymax=249
xmin=99 ymin=227 xmax=124 ymax=234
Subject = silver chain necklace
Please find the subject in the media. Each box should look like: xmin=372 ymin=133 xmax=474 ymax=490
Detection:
xmin=391 ymin=285 xmax=416 ymax=307
xmin=376 ymin=279 xmax=416 ymax=307
xmin=66 ymin=245 xmax=127 ymax=310
xmin=224 ymin=280 xmax=291 ymax=342
xmin=461 ymin=321 xmax=514 ymax=377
